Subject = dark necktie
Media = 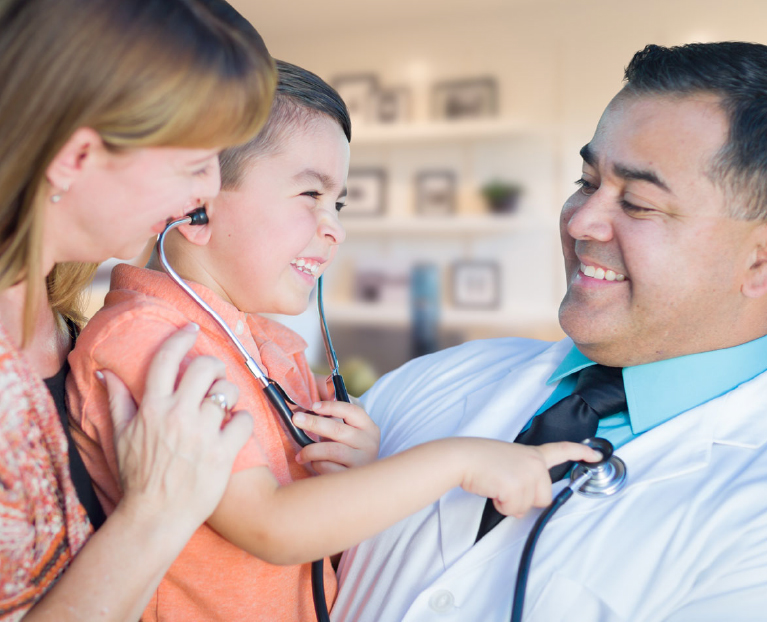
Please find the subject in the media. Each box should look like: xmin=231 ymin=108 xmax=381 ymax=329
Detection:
xmin=474 ymin=364 xmax=626 ymax=542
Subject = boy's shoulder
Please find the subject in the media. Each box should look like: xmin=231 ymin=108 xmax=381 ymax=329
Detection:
xmin=78 ymin=263 xmax=190 ymax=354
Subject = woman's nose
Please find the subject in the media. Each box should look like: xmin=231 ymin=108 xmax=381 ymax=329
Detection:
xmin=196 ymin=159 xmax=222 ymax=200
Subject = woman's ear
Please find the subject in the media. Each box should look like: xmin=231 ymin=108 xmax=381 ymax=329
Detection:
xmin=46 ymin=127 xmax=103 ymax=191
xmin=743 ymin=224 xmax=767 ymax=299
xmin=176 ymin=202 xmax=213 ymax=246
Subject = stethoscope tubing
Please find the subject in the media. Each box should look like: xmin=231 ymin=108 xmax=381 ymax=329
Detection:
xmin=157 ymin=210 xmax=334 ymax=621
xmin=511 ymin=471 xmax=591 ymax=621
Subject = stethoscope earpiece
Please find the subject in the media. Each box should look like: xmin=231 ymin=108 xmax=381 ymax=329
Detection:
xmin=571 ymin=437 xmax=628 ymax=497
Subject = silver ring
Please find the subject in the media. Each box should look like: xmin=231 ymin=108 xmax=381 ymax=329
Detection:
xmin=204 ymin=392 xmax=228 ymax=412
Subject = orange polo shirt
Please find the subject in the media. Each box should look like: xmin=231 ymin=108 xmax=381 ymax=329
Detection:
xmin=67 ymin=263 xmax=336 ymax=622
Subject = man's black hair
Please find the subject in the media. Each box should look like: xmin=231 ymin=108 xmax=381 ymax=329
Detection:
xmin=220 ymin=59 xmax=351 ymax=189
xmin=624 ymin=42 xmax=767 ymax=219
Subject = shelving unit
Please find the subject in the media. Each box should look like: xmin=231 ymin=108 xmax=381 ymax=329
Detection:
xmin=351 ymin=118 xmax=551 ymax=146
xmin=341 ymin=214 xmax=556 ymax=236
xmin=323 ymin=113 xmax=565 ymax=364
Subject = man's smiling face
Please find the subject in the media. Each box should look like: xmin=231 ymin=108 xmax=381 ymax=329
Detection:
xmin=558 ymin=92 xmax=762 ymax=366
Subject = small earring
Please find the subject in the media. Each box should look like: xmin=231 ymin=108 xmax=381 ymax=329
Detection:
xmin=51 ymin=183 xmax=69 ymax=203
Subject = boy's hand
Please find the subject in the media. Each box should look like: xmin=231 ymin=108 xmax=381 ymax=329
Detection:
xmin=460 ymin=440 xmax=602 ymax=518
xmin=292 ymin=401 xmax=380 ymax=474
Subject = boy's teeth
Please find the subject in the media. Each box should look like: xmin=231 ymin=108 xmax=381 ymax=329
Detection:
xmin=290 ymin=258 xmax=320 ymax=276
xmin=580 ymin=263 xmax=626 ymax=282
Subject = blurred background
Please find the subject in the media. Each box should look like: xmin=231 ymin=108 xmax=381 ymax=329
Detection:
xmin=87 ymin=0 xmax=767 ymax=395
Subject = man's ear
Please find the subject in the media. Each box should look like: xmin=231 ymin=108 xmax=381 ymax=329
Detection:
xmin=743 ymin=224 xmax=767 ymax=298
xmin=175 ymin=202 xmax=213 ymax=246
xmin=45 ymin=127 xmax=103 ymax=191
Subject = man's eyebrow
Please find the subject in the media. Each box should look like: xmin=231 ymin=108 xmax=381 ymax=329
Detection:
xmin=580 ymin=144 xmax=596 ymax=166
xmin=293 ymin=168 xmax=337 ymax=190
xmin=579 ymin=143 xmax=672 ymax=193
xmin=612 ymin=164 xmax=671 ymax=193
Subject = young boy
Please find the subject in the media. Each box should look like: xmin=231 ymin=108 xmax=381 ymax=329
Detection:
xmin=67 ymin=61 xmax=597 ymax=621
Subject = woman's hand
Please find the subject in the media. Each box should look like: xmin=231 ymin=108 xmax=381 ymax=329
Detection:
xmin=102 ymin=323 xmax=253 ymax=530
xmin=293 ymin=400 xmax=380 ymax=474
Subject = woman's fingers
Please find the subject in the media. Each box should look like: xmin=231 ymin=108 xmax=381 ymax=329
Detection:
xmin=142 ymin=323 xmax=200 ymax=401
xmin=218 ymin=410 xmax=254 ymax=457
xmin=100 ymin=369 xmax=138 ymax=439
xmin=175 ymin=355 xmax=228 ymax=411
xmin=198 ymin=379 xmax=240 ymax=425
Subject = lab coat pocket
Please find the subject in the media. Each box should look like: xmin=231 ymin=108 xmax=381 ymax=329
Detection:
xmin=526 ymin=571 xmax=622 ymax=622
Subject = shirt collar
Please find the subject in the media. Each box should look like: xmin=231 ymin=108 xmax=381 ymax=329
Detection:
xmin=110 ymin=263 xmax=307 ymax=357
xmin=548 ymin=334 xmax=767 ymax=435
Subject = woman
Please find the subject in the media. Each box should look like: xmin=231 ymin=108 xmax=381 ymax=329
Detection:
xmin=0 ymin=0 xmax=275 ymax=619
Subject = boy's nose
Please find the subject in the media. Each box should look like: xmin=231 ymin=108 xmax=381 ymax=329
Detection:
xmin=319 ymin=211 xmax=346 ymax=245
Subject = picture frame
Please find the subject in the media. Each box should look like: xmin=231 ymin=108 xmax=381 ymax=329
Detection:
xmin=432 ymin=77 xmax=498 ymax=120
xmin=415 ymin=170 xmax=456 ymax=216
xmin=375 ymin=87 xmax=410 ymax=124
xmin=450 ymin=260 xmax=501 ymax=309
xmin=344 ymin=168 xmax=387 ymax=216
xmin=331 ymin=74 xmax=378 ymax=127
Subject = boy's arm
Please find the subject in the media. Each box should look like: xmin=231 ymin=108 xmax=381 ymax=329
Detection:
xmin=206 ymin=437 xmax=599 ymax=565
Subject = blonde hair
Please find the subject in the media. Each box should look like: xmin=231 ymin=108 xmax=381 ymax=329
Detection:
xmin=0 ymin=0 xmax=276 ymax=335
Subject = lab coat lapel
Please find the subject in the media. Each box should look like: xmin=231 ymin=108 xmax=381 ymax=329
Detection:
xmin=437 ymin=339 xmax=571 ymax=568
xmin=436 ymin=344 xmax=758 ymax=577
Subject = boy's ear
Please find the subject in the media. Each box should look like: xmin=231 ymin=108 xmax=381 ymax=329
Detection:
xmin=46 ymin=127 xmax=103 ymax=190
xmin=743 ymin=224 xmax=767 ymax=299
xmin=176 ymin=203 xmax=213 ymax=246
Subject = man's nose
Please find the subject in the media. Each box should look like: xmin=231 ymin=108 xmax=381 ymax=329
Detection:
xmin=565 ymin=191 xmax=614 ymax=242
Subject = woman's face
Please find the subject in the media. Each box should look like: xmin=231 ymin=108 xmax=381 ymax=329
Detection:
xmin=44 ymin=138 xmax=222 ymax=268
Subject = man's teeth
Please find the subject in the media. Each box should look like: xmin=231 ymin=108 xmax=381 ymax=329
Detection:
xmin=580 ymin=263 xmax=625 ymax=282
xmin=290 ymin=258 xmax=320 ymax=276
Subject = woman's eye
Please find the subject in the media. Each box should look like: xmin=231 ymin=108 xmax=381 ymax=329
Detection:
xmin=193 ymin=165 xmax=210 ymax=177
xmin=302 ymin=191 xmax=321 ymax=199
xmin=574 ymin=178 xmax=597 ymax=195
xmin=335 ymin=201 xmax=346 ymax=212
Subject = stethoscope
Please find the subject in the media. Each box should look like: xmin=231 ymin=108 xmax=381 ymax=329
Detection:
xmin=157 ymin=206 xmax=343 ymax=622
xmin=511 ymin=437 xmax=628 ymax=621
xmin=158 ymin=209 xmax=628 ymax=623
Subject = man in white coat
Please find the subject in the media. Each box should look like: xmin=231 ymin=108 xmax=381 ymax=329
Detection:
xmin=330 ymin=42 xmax=767 ymax=621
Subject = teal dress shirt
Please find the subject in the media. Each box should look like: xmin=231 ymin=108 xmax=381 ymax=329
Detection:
xmin=529 ymin=334 xmax=767 ymax=449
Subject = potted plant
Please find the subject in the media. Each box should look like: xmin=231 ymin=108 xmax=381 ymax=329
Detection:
xmin=480 ymin=180 xmax=523 ymax=214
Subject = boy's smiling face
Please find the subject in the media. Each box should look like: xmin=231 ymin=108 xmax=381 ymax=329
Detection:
xmin=203 ymin=115 xmax=349 ymax=315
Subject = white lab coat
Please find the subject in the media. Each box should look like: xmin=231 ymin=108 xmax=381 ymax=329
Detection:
xmin=332 ymin=338 xmax=767 ymax=621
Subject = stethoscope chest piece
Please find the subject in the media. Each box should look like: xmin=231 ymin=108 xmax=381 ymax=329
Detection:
xmin=570 ymin=437 xmax=628 ymax=497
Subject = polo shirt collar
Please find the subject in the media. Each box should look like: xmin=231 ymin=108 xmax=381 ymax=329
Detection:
xmin=547 ymin=334 xmax=767 ymax=435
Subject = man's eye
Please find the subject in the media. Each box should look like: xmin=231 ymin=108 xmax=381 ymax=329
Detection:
xmin=620 ymin=199 xmax=654 ymax=214
xmin=574 ymin=178 xmax=597 ymax=195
